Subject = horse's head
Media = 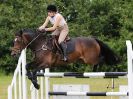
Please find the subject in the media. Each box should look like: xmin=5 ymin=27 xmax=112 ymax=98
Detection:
xmin=11 ymin=29 xmax=35 ymax=57
xmin=11 ymin=29 xmax=57 ymax=57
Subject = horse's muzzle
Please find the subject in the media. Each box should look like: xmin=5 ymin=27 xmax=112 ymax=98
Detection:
xmin=11 ymin=52 xmax=17 ymax=57
xmin=11 ymin=51 xmax=20 ymax=58
xmin=11 ymin=48 xmax=21 ymax=57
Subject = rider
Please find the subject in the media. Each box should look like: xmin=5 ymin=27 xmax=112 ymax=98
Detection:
xmin=38 ymin=4 xmax=69 ymax=61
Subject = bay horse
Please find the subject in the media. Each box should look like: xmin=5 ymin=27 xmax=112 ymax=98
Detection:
xmin=11 ymin=29 xmax=120 ymax=89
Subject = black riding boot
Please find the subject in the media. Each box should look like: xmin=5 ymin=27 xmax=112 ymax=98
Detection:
xmin=60 ymin=42 xmax=67 ymax=61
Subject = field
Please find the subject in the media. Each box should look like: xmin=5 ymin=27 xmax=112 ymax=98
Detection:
xmin=0 ymin=75 xmax=12 ymax=99
xmin=0 ymin=75 xmax=127 ymax=99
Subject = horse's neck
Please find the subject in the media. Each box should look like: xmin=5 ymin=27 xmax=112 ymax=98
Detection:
xmin=29 ymin=36 xmax=45 ymax=51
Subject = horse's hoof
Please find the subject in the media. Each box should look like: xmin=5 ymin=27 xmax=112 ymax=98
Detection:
xmin=32 ymin=80 xmax=40 ymax=90
xmin=34 ymin=83 xmax=40 ymax=90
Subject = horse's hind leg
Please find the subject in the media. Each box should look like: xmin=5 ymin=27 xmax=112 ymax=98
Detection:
xmin=92 ymin=64 xmax=99 ymax=72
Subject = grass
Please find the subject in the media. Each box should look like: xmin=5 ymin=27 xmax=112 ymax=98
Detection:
xmin=49 ymin=77 xmax=127 ymax=99
xmin=0 ymin=75 xmax=12 ymax=99
xmin=1 ymin=74 xmax=127 ymax=99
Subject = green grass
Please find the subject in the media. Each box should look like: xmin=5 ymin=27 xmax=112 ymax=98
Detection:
xmin=0 ymin=75 xmax=12 ymax=99
xmin=49 ymin=78 xmax=127 ymax=99
xmin=0 ymin=75 xmax=127 ymax=99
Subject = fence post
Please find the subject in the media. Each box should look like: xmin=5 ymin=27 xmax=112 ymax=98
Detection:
xmin=22 ymin=49 xmax=27 ymax=99
xmin=126 ymin=40 xmax=133 ymax=99
xmin=14 ymin=77 xmax=17 ymax=99
xmin=8 ymin=86 xmax=12 ymax=99
xmin=45 ymin=68 xmax=50 ymax=99
xmin=19 ymin=61 xmax=22 ymax=99
xmin=40 ymin=70 xmax=44 ymax=99
xmin=30 ymin=84 xmax=36 ymax=99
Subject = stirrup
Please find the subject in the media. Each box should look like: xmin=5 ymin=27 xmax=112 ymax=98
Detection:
xmin=63 ymin=57 xmax=67 ymax=61
xmin=62 ymin=56 xmax=67 ymax=61
xmin=61 ymin=56 xmax=67 ymax=61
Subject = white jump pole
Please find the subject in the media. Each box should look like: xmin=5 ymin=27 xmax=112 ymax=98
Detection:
xmin=126 ymin=40 xmax=133 ymax=99
xmin=8 ymin=49 xmax=27 ymax=99
xmin=45 ymin=68 xmax=50 ymax=99
xmin=18 ymin=60 xmax=22 ymax=99
xmin=21 ymin=49 xmax=27 ymax=99
xmin=8 ymin=86 xmax=12 ymax=99
xmin=40 ymin=70 xmax=44 ymax=99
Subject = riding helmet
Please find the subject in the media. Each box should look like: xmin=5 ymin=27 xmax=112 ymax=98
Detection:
xmin=47 ymin=5 xmax=57 ymax=12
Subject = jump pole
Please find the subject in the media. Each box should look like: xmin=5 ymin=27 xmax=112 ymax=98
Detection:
xmin=42 ymin=40 xmax=133 ymax=99
xmin=126 ymin=40 xmax=133 ymax=99
xmin=37 ymin=72 xmax=127 ymax=77
xmin=21 ymin=49 xmax=27 ymax=99
xmin=45 ymin=68 xmax=50 ymax=99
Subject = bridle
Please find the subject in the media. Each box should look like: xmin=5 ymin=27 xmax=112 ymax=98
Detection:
xmin=11 ymin=36 xmax=26 ymax=54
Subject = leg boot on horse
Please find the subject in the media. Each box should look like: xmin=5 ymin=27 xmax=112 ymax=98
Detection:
xmin=26 ymin=63 xmax=40 ymax=89
xmin=32 ymin=70 xmax=40 ymax=89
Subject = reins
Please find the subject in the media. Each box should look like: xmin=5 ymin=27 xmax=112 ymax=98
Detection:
xmin=25 ymin=32 xmax=43 ymax=48
xmin=24 ymin=31 xmax=52 ymax=53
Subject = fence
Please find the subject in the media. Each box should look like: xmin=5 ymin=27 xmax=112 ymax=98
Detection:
xmin=8 ymin=40 xmax=133 ymax=99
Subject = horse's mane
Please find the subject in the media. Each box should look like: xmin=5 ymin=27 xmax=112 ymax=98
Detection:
xmin=15 ymin=29 xmax=37 ymax=36
xmin=15 ymin=28 xmax=53 ymax=46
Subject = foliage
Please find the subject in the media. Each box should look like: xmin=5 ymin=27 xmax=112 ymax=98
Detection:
xmin=0 ymin=0 xmax=133 ymax=74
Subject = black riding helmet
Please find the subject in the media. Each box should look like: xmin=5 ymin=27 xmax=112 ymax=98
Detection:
xmin=47 ymin=5 xmax=57 ymax=12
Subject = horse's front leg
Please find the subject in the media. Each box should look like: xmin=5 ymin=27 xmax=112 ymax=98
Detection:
xmin=26 ymin=61 xmax=40 ymax=89
xmin=31 ymin=64 xmax=50 ymax=89
xmin=31 ymin=69 xmax=41 ymax=89
xmin=26 ymin=62 xmax=35 ymax=81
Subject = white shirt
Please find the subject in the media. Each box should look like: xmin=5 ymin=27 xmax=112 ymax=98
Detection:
xmin=49 ymin=13 xmax=66 ymax=26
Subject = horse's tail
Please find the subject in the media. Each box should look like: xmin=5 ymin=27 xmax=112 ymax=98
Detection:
xmin=95 ymin=38 xmax=120 ymax=65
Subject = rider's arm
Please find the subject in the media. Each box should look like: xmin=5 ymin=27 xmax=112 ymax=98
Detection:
xmin=39 ymin=16 xmax=49 ymax=30
xmin=45 ymin=15 xmax=61 ymax=31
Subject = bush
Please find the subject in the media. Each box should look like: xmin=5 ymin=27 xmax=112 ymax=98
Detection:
xmin=0 ymin=0 xmax=133 ymax=73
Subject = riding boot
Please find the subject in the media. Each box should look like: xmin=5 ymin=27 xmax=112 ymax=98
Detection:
xmin=60 ymin=42 xmax=67 ymax=61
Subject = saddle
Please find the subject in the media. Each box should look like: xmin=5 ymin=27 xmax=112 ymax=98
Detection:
xmin=52 ymin=35 xmax=75 ymax=54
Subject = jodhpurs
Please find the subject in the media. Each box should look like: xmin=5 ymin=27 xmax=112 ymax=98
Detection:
xmin=51 ymin=24 xmax=69 ymax=44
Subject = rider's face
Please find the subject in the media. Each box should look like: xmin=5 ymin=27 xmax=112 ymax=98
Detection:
xmin=48 ymin=11 xmax=55 ymax=17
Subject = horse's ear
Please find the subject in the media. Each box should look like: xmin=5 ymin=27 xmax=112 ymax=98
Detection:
xmin=15 ymin=29 xmax=23 ymax=36
xmin=22 ymin=33 xmax=31 ymax=43
xmin=20 ymin=29 xmax=24 ymax=35
xmin=18 ymin=29 xmax=24 ymax=36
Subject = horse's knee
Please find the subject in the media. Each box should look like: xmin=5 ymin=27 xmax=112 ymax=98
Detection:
xmin=26 ymin=64 xmax=30 ymax=70
xmin=33 ymin=71 xmax=37 ymax=78
xmin=26 ymin=62 xmax=35 ymax=70
xmin=27 ymin=71 xmax=33 ymax=80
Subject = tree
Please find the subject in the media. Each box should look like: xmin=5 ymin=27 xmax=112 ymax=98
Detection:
xmin=0 ymin=0 xmax=133 ymax=74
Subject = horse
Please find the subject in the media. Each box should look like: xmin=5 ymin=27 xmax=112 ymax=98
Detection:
xmin=11 ymin=29 xmax=120 ymax=89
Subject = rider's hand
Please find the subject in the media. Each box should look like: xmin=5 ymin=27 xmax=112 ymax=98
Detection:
xmin=41 ymin=29 xmax=46 ymax=33
xmin=39 ymin=26 xmax=44 ymax=30
xmin=37 ymin=27 xmax=46 ymax=33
